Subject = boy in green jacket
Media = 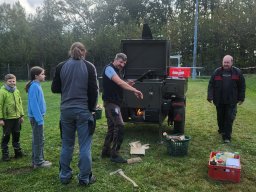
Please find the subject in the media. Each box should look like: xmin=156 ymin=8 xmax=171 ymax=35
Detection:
xmin=0 ymin=74 xmax=24 ymax=161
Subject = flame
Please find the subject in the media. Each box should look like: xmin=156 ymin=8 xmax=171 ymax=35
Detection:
xmin=136 ymin=109 xmax=144 ymax=116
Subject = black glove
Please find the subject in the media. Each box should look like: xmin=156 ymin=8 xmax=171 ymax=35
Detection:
xmin=88 ymin=114 xmax=96 ymax=136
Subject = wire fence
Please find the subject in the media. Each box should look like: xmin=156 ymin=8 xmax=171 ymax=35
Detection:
xmin=0 ymin=63 xmax=255 ymax=81
xmin=0 ymin=64 xmax=31 ymax=80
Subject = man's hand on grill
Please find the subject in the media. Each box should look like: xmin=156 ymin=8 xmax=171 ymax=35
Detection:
xmin=134 ymin=90 xmax=143 ymax=99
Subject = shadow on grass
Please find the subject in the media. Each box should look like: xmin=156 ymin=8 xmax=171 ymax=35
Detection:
xmin=3 ymin=166 xmax=33 ymax=175
xmin=124 ymin=123 xmax=173 ymax=143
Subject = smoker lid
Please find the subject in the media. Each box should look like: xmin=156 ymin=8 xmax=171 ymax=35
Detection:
xmin=121 ymin=39 xmax=170 ymax=79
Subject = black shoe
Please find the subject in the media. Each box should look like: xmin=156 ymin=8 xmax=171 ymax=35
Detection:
xmin=101 ymin=150 xmax=110 ymax=158
xmin=2 ymin=154 xmax=10 ymax=161
xmin=110 ymin=156 xmax=127 ymax=163
xmin=79 ymin=173 xmax=96 ymax=186
xmin=14 ymin=149 xmax=23 ymax=158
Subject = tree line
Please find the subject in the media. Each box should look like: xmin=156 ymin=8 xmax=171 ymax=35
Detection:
xmin=0 ymin=0 xmax=255 ymax=79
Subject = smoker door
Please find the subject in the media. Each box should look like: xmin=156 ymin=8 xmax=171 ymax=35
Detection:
xmin=122 ymin=81 xmax=163 ymax=109
xmin=121 ymin=39 xmax=170 ymax=79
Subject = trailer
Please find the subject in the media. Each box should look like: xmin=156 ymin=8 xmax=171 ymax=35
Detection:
xmin=120 ymin=38 xmax=188 ymax=137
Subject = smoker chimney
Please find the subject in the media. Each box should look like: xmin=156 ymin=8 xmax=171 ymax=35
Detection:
xmin=142 ymin=23 xmax=153 ymax=39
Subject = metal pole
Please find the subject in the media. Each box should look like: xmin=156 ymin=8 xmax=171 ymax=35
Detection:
xmin=7 ymin=63 xmax=10 ymax=73
xmin=192 ymin=0 xmax=199 ymax=79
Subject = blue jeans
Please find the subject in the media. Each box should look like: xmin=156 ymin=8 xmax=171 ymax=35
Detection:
xmin=30 ymin=117 xmax=45 ymax=165
xmin=59 ymin=108 xmax=93 ymax=183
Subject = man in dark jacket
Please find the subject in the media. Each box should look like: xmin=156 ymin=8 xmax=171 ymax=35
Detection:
xmin=51 ymin=42 xmax=98 ymax=186
xmin=101 ymin=53 xmax=143 ymax=163
xmin=207 ymin=55 xmax=245 ymax=143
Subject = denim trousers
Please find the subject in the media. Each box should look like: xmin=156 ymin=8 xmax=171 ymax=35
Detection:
xmin=30 ymin=117 xmax=45 ymax=165
xmin=59 ymin=108 xmax=92 ymax=183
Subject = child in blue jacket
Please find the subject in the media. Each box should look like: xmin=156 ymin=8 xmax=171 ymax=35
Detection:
xmin=25 ymin=66 xmax=52 ymax=168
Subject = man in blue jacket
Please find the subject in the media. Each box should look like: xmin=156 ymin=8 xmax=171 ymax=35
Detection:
xmin=207 ymin=55 xmax=245 ymax=143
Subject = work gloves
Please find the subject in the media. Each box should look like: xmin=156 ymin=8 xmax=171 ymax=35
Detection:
xmin=88 ymin=113 xmax=96 ymax=135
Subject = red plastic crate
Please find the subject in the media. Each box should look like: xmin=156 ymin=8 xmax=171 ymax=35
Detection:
xmin=168 ymin=67 xmax=191 ymax=78
xmin=208 ymin=152 xmax=241 ymax=183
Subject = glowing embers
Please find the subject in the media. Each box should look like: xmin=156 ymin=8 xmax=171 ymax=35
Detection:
xmin=136 ymin=108 xmax=144 ymax=116
xmin=130 ymin=108 xmax=145 ymax=122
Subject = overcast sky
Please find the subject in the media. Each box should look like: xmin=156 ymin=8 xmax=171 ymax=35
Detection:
xmin=0 ymin=0 xmax=43 ymax=14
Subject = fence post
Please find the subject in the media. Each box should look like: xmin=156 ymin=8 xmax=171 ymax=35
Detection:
xmin=27 ymin=63 xmax=30 ymax=80
xmin=7 ymin=63 xmax=10 ymax=73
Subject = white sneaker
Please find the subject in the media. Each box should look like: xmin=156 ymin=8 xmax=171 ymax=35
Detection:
xmin=33 ymin=160 xmax=52 ymax=169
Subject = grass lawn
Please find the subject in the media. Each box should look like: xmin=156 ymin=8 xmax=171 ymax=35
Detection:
xmin=0 ymin=74 xmax=255 ymax=192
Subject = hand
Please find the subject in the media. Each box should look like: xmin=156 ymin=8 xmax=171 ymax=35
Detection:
xmin=88 ymin=114 xmax=96 ymax=136
xmin=0 ymin=120 xmax=5 ymax=126
xmin=19 ymin=117 xmax=24 ymax=124
xmin=134 ymin=90 xmax=143 ymax=99
xmin=207 ymin=98 xmax=212 ymax=103
xmin=238 ymin=101 xmax=243 ymax=105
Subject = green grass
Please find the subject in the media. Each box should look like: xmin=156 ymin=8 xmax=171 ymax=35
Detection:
xmin=0 ymin=75 xmax=256 ymax=192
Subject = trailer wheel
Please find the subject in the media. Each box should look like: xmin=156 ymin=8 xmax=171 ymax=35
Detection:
xmin=173 ymin=121 xmax=184 ymax=134
xmin=173 ymin=106 xmax=185 ymax=134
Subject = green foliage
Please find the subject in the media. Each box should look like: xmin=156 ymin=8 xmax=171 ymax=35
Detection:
xmin=0 ymin=0 xmax=255 ymax=78
xmin=0 ymin=75 xmax=256 ymax=191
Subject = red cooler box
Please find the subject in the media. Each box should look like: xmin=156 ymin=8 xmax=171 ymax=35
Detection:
xmin=169 ymin=67 xmax=191 ymax=78
xmin=208 ymin=151 xmax=241 ymax=183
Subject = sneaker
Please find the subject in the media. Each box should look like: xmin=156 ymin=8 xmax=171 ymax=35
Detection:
xmin=224 ymin=139 xmax=231 ymax=143
xmin=33 ymin=160 xmax=52 ymax=169
xmin=110 ymin=156 xmax=127 ymax=163
xmin=79 ymin=174 xmax=96 ymax=186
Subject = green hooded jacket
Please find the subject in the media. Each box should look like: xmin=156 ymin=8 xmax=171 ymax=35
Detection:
xmin=0 ymin=85 xmax=24 ymax=120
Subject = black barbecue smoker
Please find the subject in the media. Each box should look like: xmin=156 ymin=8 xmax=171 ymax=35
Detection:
xmin=120 ymin=31 xmax=188 ymax=136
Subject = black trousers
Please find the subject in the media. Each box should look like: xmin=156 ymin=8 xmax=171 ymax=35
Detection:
xmin=216 ymin=104 xmax=237 ymax=140
xmin=102 ymin=102 xmax=124 ymax=158
xmin=1 ymin=119 xmax=21 ymax=152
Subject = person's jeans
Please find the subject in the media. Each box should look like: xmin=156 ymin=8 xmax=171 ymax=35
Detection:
xmin=30 ymin=117 xmax=45 ymax=165
xmin=59 ymin=108 xmax=93 ymax=184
